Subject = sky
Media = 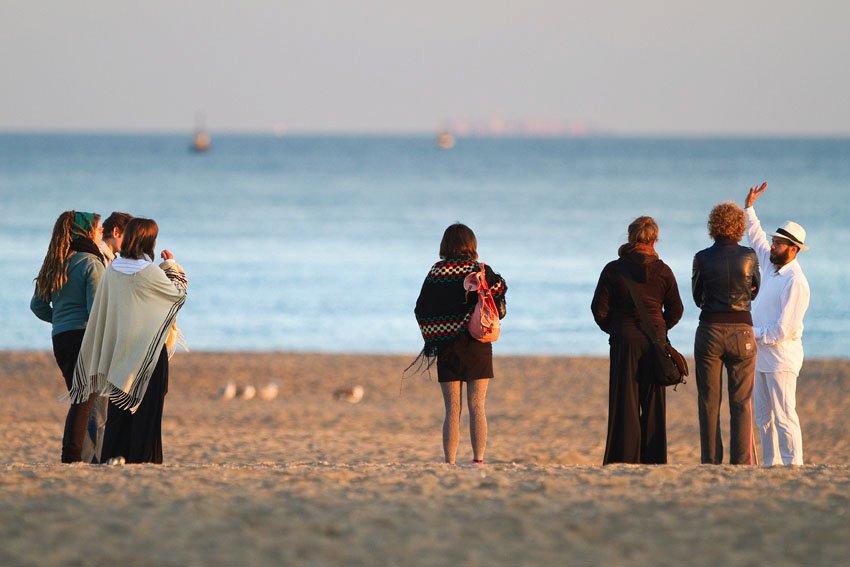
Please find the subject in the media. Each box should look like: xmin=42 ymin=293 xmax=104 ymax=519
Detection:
xmin=1 ymin=0 xmax=849 ymax=135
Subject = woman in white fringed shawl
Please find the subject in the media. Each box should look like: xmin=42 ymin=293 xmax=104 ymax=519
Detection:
xmin=71 ymin=218 xmax=187 ymax=464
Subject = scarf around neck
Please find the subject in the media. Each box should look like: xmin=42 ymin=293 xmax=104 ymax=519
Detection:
xmin=618 ymin=242 xmax=657 ymax=258
xmin=69 ymin=237 xmax=106 ymax=265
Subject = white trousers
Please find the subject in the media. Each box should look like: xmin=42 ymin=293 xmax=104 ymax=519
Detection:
xmin=754 ymin=370 xmax=803 ymax=466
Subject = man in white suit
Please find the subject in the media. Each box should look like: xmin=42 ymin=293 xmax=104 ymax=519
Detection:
xmin=744 ymin=182 xmax=810 ymax=466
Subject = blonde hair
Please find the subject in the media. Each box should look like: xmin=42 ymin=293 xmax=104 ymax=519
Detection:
xmin=34 ymin=211 xmax=75 ymax=301
xmin=628 ymin=216 xmax=658 ymax=245
xmin=707 ymin=201 xmax=745 ymax=241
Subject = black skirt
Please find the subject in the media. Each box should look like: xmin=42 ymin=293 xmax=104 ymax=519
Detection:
xmin=436 ymin=332 xmax=493 ymax=382
xmin=101 ymin=346 xmax=169 ymax=464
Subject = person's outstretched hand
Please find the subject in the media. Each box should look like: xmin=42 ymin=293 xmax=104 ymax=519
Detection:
xmin=745 ymin=181 xmax=767 ymax=208
xmin=160 ymin=249 xmax=174 ymax=261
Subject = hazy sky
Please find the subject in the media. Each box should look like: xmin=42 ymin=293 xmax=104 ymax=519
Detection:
xmin=2 ymin=0 xmax=848 ymax=134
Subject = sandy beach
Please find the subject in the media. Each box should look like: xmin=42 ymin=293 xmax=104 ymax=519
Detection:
xmin=2 ymin=351 xmax=849 ymax=565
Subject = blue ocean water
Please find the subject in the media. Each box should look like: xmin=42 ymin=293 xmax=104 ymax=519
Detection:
xmin=1 ymin=134 xmax=848 ymax=357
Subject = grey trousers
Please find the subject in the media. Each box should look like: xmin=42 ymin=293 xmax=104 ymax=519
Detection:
xmin=694 ymin=322 xmax=757 ymax=464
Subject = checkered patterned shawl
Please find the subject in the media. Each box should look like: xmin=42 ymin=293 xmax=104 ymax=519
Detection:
xmin=414 ymin=259 xmax=507 ymax=358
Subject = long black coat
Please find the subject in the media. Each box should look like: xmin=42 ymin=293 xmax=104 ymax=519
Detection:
xmin=591 ymin=249 xmax=684 ymax=464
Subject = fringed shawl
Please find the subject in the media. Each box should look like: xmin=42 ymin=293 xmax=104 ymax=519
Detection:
xmin=414 ymin=259 xmax=507 ymax=360
xmin=70 ymin=260 xmax=187 ymax=413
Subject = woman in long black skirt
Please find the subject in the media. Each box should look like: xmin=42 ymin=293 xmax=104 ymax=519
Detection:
xmin=70 ymin=218 xmax=187 ymax=464
xmin=591 ymin=216 xmax=683 ymax=464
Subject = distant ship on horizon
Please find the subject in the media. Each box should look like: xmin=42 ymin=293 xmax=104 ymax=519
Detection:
xmin=190 ymin=113 xmax=211 ymax=152
xmin=440 ymin=116 xmax=598 ymax=138
xmin=436 ymin=130 xmax=455 ymax=150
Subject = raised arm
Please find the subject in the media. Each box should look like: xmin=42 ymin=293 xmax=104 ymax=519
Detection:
xmin=744 ymin=182 xmax=771 ymax=271
xmin=159 ymin=249 xmax=187 ymax=291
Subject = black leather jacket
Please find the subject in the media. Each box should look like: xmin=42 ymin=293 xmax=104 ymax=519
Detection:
xmin=692 ymin=238 xmax=760 ymax=314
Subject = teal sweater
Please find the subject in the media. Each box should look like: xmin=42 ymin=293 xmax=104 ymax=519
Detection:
xmin=30 ymin=252 xmax=105 ymax=336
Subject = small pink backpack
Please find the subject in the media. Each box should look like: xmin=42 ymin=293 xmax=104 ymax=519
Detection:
xmin=463 ymin=263 xmax=500 ymax=342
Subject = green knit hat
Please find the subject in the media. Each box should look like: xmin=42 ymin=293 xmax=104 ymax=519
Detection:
xmin=70 ymin=212 xmax=98 ymax=241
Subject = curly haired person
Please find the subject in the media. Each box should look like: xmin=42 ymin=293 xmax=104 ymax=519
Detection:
xmin=692 ymin=202 xmax=760 ymax=464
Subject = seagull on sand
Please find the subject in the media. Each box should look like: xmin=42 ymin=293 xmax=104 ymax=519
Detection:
xmin=238 ymin=384 xmax=256 ymax=400
xmin=333 ymin=385 xmax=364 ymax=404
xmin=219 ymin=381 xmax=237 ymax=400
xmin=258 ymin=381 xmax=280 ymax=401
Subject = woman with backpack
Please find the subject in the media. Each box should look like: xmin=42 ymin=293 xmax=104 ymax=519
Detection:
xmin=31 ymin=211 xmax=107 ymax=463
xmin=591 ymin=216 xmax=684 ymax=464
xmin=414 ymin=223 xmax=507 ymax=465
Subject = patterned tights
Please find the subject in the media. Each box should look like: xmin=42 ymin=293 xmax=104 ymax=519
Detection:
xmin=440 ymin=379 xmax=489 ymax=464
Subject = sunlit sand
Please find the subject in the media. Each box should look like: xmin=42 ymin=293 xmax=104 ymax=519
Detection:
xmin=2 ymin=351 xmax=849 ymax=564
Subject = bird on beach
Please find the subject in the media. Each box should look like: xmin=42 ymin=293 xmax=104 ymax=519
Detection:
xmin=333 ymin=385 xmax=364 ymax=404
xmin=219 ymin=381 xmax=237 ymax=400
xmin=258 ymin=381 xmax=280 ymax=401
xmin=238 ymin=384 xmax=256 ymax=400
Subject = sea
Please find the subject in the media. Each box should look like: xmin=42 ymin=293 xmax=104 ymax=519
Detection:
xmin=1 ymin=134 xmax=848 ymax=358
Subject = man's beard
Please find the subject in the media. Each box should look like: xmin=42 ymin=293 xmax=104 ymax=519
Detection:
xmin=770 ymin=248 xmax=792 ymax=267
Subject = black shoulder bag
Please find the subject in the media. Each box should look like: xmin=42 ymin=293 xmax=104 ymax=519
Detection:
xmin=619 ymin=271 xmax=688 ymax=388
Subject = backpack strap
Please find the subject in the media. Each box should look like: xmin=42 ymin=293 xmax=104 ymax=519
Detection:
xmin=477 ymin=262 xmax=490 ymax=292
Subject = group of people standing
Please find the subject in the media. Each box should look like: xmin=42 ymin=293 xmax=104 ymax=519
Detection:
xmin=33 ymin=184 xmax=807 ymax=468
xmin=591 ymin=182 xmax=810 ymax=466
xmin=31 ymin=211 xmax=187 ymax=464
xmin=415 ymin=183 xmax=809 ymax=468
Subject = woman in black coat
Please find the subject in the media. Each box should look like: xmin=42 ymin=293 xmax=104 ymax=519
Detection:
xmin=591 ymin=216 xmax=684 ymax=464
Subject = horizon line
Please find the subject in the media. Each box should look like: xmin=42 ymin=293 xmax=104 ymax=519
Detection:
xmin=1 ymin=127 xmax=849 ymax=139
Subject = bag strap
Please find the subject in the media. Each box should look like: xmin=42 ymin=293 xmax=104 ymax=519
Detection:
xmin=617 ymin=264 xmax=665 ymax=345
xmin=477 ymin=262 xmax=490 ymax=292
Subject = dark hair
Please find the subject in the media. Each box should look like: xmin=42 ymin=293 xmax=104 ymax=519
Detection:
xmin=121 ymin=218 xmax=159 ymax=260
xmin=627 ymin=216 xmax=659 ymax=245
xmin=102 ymin=211 xmax=134 ymax=236
xmin=439 ymin=223 xmax=478 ymax=261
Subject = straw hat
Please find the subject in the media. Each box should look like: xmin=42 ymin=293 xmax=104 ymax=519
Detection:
xmin=771 ymin=220 xmax=808 ymax=251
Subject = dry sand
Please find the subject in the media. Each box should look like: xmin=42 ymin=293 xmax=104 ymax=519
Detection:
xmin=2 ymin=351 xmax=850 ymax=565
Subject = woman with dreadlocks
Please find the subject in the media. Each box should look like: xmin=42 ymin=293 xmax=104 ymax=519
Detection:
xmin=414 ymin=223 xmax=507 ymax=465
xmin=31 ymin=211 xmax=106 ymax=463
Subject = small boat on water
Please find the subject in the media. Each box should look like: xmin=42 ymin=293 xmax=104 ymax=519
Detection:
xmin=436 ymin=130 xmax=455 ymax=150
xmin=190 ymin=113 xmax=211 ymax=152
xmin=191 ymin=129 xmax=211 ymax=152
